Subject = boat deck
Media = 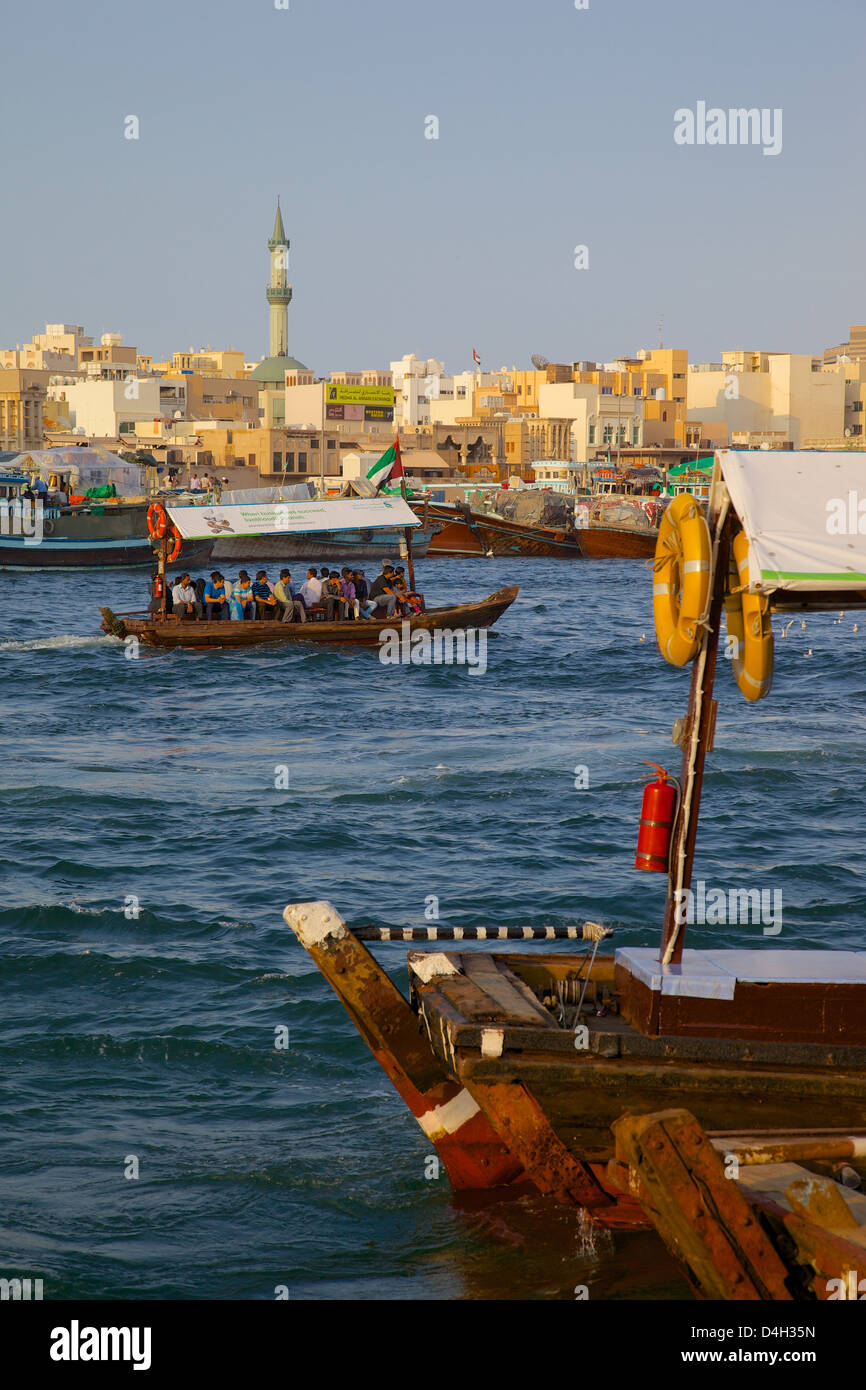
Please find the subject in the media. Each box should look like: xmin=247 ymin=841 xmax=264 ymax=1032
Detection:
xmin=408 ymin=948 xmax=866 ymax=1164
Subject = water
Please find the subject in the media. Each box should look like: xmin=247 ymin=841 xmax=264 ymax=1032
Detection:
xmin=2 ymin=558 xmax=864 ymax=1300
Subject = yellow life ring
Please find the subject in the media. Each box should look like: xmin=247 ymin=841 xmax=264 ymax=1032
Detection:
xmin=653 ymin=493 xmax=712 ymax=667
xmin=724 ymin=530 xmax=773 ymax=702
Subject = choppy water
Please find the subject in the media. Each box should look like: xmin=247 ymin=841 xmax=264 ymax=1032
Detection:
xmin=2 ymin=558 xmax=864 ymax=1300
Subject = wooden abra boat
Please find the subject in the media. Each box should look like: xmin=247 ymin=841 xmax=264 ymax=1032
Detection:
xmin=100 ymin=586 xmax=519 ymax=649
xmin=422 ymin=501 xmax=583 ymax=558
xmin=284 ymin=449 xmax=866 ymax=1250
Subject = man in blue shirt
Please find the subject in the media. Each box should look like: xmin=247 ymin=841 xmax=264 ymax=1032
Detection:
xmin=203 ymin=571 xmax=227 ymax=620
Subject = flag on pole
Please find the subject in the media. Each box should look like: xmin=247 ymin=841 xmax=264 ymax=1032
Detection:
xmin=365 ymin=438 xmax=404 ymax=493
xmin=472 ymin=348 xmax=482 ymax=367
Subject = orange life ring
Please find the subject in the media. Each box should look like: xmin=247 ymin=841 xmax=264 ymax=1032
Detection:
xmin=166 ymin=524 xmax=182 ymax=563
xmin=146 ymin=502 xmax=168 ymax=539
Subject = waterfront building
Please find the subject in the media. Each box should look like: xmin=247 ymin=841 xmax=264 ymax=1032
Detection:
xmin=823 ymin=323 xmax=866 ymax=365
xmin=687 ymin=351 xmax=846 ymax=449
xmin=0 ymin=368 xmax=47 ymax=449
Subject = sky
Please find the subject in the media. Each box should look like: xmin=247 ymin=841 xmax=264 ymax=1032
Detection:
xmin=1 ymin=0 xmax=864 ymax=375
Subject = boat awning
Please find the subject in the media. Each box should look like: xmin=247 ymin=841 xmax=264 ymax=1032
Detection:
xmin=719 ymin=449 xmax=866 ymax=594
xmin=166 ymin=495 xmax=420 ymax=540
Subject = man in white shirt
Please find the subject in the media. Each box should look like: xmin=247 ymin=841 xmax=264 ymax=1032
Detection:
xmin=189 ymin=473 xmax=202 ymax=492
xmin=172 ymin=573 xmax=202 ymax=621
xmin=299 ymin=567 xmax=323 ymax=611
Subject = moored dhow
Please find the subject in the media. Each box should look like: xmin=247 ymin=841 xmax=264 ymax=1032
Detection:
xmin=284 ymin=449 xmax=866 ymax=1241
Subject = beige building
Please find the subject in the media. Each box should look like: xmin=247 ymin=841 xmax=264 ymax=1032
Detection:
xmin=0 ymin=368 xmax=48 ymax=450
xmin=79 ymin=333 xmax=137 ymax=370
xmin=687 ymin=351 xmax=846 ymax=448
xmin=0 ymin=323 xmax=89 ymax=373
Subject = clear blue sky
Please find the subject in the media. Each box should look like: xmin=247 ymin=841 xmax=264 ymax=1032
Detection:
xmin=1 ymin=0 xmax=863 ymax=374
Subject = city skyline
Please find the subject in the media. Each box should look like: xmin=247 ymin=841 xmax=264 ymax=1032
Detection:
xmin=2 ymin=0 xmax=864 ymax=373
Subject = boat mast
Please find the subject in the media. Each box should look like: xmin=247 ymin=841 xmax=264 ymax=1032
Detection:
xmin=659 ymin=482 xmax=732 ymax=965
xmin=399 ymin=435 xmax=415 ymax=591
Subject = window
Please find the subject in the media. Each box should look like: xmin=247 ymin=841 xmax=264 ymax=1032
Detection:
xmin=311 ymin=437 xmax=319 ymax=448
xmin=632 ymin=422 xmax=640 ymax=445
xmin=327 ymin=437 xmax=335 ymax=448
xmin=601 ymin=386 xmax=612 ymax=395
xmin=602 ymin=425 xmax=614 ymax=444
xmin=286 ymin=452 xmax=294 ymax=467
xmin=588 ymin=423 xmax=596 ymax=444
xmin=273 ymin=452 xmax=282 ymax=468
xmin=298 ymin=452 xmax=307 ymax=467
xmin=673 ymin=372 xmax=685 ymax=379
xmin=633 ymin=387 xmax=642 ymax=397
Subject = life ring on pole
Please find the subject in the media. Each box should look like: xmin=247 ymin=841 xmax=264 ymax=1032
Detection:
xmin=724 ymin=529 xmax=773 ymax=702
xmin=146 ymin=502 xmax=168 ymax=539
xmin=166 ymin=524 xmax=183 ymax=564
xmin=653 ymin=493 xmax=712 ymax=667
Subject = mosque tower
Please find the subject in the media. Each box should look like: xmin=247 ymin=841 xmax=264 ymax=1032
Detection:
xmin=266 ymin=199 xmax=292 ymax=358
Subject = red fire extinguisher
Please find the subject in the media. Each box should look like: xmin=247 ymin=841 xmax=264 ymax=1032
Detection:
xmin=635 ymin=762 xmax=678 ymax=873
xmin=153 ymin=575 xmax=164 ymax=600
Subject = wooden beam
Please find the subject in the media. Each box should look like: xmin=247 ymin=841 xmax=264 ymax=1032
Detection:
xmin=283 ymin=901 xmax=527 ymax=1192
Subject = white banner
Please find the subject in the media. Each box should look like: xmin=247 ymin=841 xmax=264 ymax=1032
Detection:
xmin=720 ymin=449 xmax=866 ymax=591
xmin=167 ymin=496 xmax=419 ymax=540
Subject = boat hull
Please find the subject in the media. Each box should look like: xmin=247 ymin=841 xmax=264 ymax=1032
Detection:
xmin=0 ymin=501 xmax=211 ymax=570
xmin=577 ymin=525 xmax=656 ymax=559
xmin=99 ymin=585 xmax=519 ymax=649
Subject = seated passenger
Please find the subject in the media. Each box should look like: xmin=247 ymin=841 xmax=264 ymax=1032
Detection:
xmin=172 ymin=572 xmax=202 ymax=621
xmin=340 ymin=568 xmax=359 ymax=620
xmin=299 ymin=568 xmax=323 ymax=611
xmin=322 ymin=571 xmax=346 ymax=621
xmin=253 ymin=570 xmax=277 ymax=620
xmin=365 ymin=563 xmax=398 ymax=618
xmin=203 ymin=571 xmax=228 ymax=620
xmin=274 ymin=569 xmax=306 ymax=624
xmin=234 ymin=570 xmax=256 ymax=620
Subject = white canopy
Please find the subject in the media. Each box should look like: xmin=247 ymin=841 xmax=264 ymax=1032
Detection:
xmin=167 ymin=495 xmax=419 ymax=540
xmin=719 ymin=449 xmax=866 ymax=592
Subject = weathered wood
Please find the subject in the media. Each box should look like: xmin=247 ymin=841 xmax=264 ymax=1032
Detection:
xmin=660 ymin=506 xmax=734 ymax=964
xmin=459 ymin=954 xmax=556 ymax=1027
xmin=613 ymin=1108 xmax=793 ymax=1300
xmin=462 ymin=1078 xmax=613 ymax=1211
xmin=283 ymin=902 xmax=526 ymax=1191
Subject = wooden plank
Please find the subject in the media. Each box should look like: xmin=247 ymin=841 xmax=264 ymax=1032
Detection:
xmin=613 ymin=1108 xmax=793 ymax=1300
xmin=462 ymin=1078 xmax=613 ymax=1211
xmin=459 ymin=953 xmax=556 ymax=1027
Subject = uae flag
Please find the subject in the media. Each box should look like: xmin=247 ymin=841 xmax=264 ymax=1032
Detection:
xmin=472 ymin=348 xmax=482 ymax=367
xmin=366 ymin=439 xmax=404 ymax=493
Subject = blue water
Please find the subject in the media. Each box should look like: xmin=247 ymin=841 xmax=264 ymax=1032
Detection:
xmin=2 ymin=558 xmax=865 ymax=1300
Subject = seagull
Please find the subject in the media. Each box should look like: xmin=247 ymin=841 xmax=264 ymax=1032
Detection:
xmin=803 ymin=648 xmax=813 ymax=658
xmin=639 ymin=633 xmax=646 ymax=643
xmin=486 ymin=549 xmax=494 ymax=557
xmin=854 ymin=624 xmax=860 ymax=633
xmin=801 ymin=620 xmax=807 ymax=630
xmin=780 ymin=620 xmax=795 ymax=639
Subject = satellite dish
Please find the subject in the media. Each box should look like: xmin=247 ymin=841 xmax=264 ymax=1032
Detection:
xmin=531 ymin=355 xmax=550 ymax=371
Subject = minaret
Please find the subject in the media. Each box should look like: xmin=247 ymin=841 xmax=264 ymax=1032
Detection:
xmin=266 ymin=199 xmax=292 ymax=358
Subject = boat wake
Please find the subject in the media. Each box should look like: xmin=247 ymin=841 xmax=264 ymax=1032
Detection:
xmin=0 ymin=633 xmax=120 ymax=652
